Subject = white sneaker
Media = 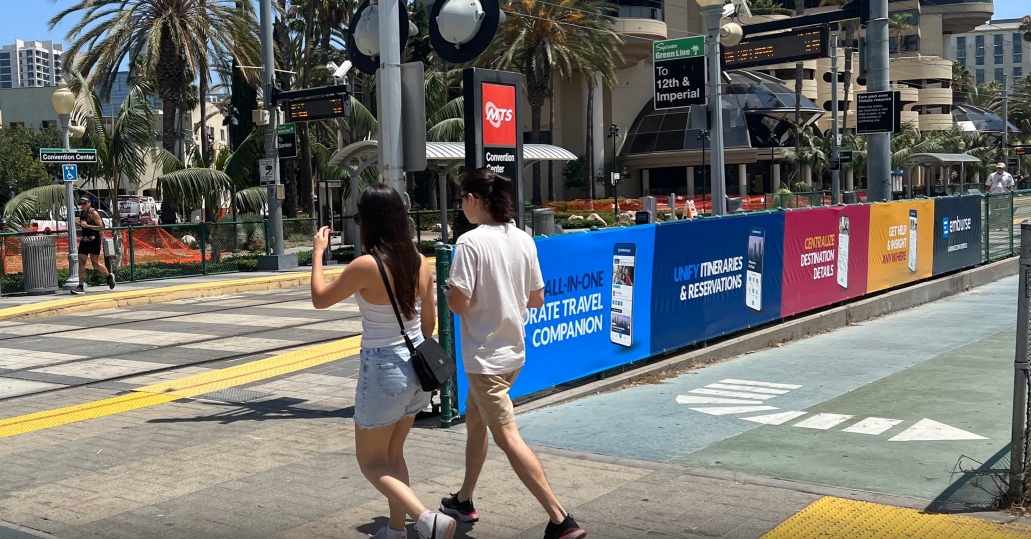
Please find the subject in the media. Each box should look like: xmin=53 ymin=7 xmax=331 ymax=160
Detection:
xmin=415 ymin=512 xmax=456 ymax=539
xmin=372 ymin=526 xmax=408 ymax=539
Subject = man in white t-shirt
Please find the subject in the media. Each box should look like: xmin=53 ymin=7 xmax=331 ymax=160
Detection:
xmin=986 ymin=163 xmax=1015 ymax=193
xmin=442 ymin=169 xmax=585 ymax=539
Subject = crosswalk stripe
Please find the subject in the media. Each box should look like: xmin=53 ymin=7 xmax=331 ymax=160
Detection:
xmin=720 ymin=379 xmax=802 ymax=389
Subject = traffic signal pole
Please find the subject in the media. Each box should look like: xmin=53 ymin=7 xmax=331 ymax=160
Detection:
xmin=258 ymin=0 xmax=296 ymax=269
xmin=866 ymin=0 xmax=891 ymax=201
xmin=378 ymin=0 xmax=406 ymax=202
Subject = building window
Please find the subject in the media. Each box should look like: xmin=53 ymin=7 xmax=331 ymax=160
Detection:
xmin=611 ymin=0 xmax=663 ymax=20
xmin=1016 ymin=67 xmax=1024 ymax=79
xmin=958 ymin=57 xmax=966 ymax=66
xmin=995 ymin=34 xmax=1004 ymax=55
xmin=996 ymin=55 xmax=1004 ymax=64
xmin=976 ymin=35 xmax=985 ymax=55
xmin=220 ymin=129 xmax=226 ymax=141
xmin=996 ymin=67 xmax=1004 ymax=82
xmin=957 ymin=36 xmax=966 ymax=55
xmin=40 ymin=120 xmax=54 ymax=129
xmin=0 ymin=53 xmax=8 ymax=60
xmin=1018 ymin=54 xmax=1024 ymax=64
xmin=9 ymin=122 xmax=24 ymax=128
xmin=976 ymin=69 xmax=985 ymax=85
xmin=890 ymin=35 xmax=920 ymax=54
xmin=977 ymin=56 xmax=985 ymax=65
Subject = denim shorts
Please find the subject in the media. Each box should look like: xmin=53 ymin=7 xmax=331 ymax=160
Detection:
xmin=354 ymin=336 xmax=432 ymax=429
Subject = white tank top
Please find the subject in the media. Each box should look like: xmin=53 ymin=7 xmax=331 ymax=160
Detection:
xmin=356 ymin=291 xmax=422 ymax=349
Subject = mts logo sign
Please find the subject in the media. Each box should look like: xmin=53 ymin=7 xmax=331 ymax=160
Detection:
xmin=482 ymin=83 xmax=516 ymax=146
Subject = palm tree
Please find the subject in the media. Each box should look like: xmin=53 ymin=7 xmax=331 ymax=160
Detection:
xmin=51 ymin=0 xmax=260 ymax=224
xmin=889 ymin=12 xmax=913 ymax=57
xmin=749 ymin=0 xmax=792 ymax=15
xmin=965 ymin=81 xmax=1003 ymax=113
xmin=953 ymin=63 xmax=974 ymax=103
xmin=68 ymin=73 xmax=155 ymax=231
xmin=156 ymin=132 xmax=267 ymax=224
xmin=480 ymin=0 xmax=622 ymax=206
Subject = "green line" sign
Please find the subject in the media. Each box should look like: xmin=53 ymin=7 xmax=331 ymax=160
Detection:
xmin=653 ymin=36 xmax=705 ymax=62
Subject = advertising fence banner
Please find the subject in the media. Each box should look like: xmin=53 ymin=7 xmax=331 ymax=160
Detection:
xmin=454 ymin=225 xmax=656 ymax=410
xmin=649 ymin=213 xmax=785 ymax=354
xmin=866 ymin=200 xmax=935 ymax=293
xmin=451 ymin=198 xmax=994 ymax=413
xmin=780 ymin=205 xmax=871 ymax=317
xmin=932 ymin=195 xmax=983 ymax=275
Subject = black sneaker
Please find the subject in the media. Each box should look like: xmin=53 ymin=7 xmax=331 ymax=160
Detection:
xmin=71 ymin=285 xmax=85 ymax=295
xmin=543 ymin=515 xmax=586 ymax=539
xmin=107 ymin=273 xmax=116 ymax=289
xmin=439 ymin=493 xmax=479 ymax=523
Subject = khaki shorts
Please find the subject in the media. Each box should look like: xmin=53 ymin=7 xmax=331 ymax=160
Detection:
xmin=466 ymin=369 xmax=521 ymax=427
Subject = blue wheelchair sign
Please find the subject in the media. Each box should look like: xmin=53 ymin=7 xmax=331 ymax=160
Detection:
xmin=62 ymin=164 xmax=78 ymax=182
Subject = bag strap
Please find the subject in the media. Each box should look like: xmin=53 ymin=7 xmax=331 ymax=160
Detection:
xmin=372 ymin=254 xmax=417 ymax=354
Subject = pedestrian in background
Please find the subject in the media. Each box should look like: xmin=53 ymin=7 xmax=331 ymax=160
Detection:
xmin=72 ymin=196 xmax=115 ymax=295
xmin=986 ymin=163 xmax=1016 ymax=231
xmin=441 ymin=168 xmax=586 ymax=539
xmin=311 ymin=183 xmax=456 ymax=539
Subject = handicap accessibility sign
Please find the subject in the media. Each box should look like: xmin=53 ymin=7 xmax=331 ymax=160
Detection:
xmin=62 ymin=164 xmax=78 ymax=182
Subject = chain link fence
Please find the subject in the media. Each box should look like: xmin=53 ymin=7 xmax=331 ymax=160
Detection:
xmin=985 ymin=193 xmax=1016 ymax=261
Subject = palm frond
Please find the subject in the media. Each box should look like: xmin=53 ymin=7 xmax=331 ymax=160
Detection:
xmin=2 ymin=185 xmax=68 ymax=232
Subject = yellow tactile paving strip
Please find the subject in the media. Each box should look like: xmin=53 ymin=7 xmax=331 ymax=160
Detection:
xmin=763 ymin=497 xmax=1031 ymax=539
xmin=0 ymin=334 xmax=361 ymax=438
xmin=0 ymin=268 xmax=346 ymax=322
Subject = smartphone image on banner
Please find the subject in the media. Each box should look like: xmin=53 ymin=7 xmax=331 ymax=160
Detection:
xmin=746 ymin=227 xmax=765 ymax=312
xmin=908 ymin=209 xmax=918 ymax=272
xmin=610 ymin=243 xmax=636 ymax=347
xmin=837 ymin=216 xmax=850 ymax=289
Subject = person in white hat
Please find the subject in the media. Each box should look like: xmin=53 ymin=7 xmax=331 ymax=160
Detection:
xmin=986 ymin=163 xmax=1015 ymax=193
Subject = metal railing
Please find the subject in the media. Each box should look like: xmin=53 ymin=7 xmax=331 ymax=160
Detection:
xmin=1010 ymin=221 xmax=1031 ymax=502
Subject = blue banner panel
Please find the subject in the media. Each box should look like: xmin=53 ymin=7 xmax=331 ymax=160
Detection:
xmin=649 ymin=213 xmax=785 ymax=354
xmin=932 ymin=195 xmax=983 ymax=275
xmin=455 ymin=225 xmax=656 ymax=411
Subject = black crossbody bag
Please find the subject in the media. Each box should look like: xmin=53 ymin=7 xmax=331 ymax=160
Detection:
xmin=373 ymin=255 xmax=456 ymax=392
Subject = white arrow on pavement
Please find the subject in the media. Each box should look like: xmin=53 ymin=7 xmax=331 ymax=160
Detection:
xmin=888 ymin=419 xmax=987 ymax=442
xmin=690 ymin=405 xmax=778 ymax=416
xmin=740 ymin=411 xmax=807 ymax=425
xmin=676 ymin=395 xmax=766 ymax=405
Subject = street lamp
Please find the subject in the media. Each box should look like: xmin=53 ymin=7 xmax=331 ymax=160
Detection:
xmin=958 ymin=139 xmax=967 ymax=193
xmin=608 ymin=124 xmax=620 ymax=223
xmin=52 ymin=81 xmax=80 ymax=291
xmin=698 ymin=0 xmax=727 ymax=215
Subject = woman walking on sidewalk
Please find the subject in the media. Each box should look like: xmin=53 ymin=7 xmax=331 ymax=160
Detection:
xmin=441 ymin=168 xmax=586 ymax=539
xmin=310 ymin=183 xmax=456 ymax=539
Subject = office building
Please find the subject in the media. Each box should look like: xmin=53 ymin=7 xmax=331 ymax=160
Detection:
xmin=945 ymin=19 xmax=1026 ymax=87
xmin=0 ymin=40 xmax=64 ymax=89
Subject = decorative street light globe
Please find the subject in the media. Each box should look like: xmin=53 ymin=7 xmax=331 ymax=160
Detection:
xmin=51 ymin=81 xmax=75 ymax=115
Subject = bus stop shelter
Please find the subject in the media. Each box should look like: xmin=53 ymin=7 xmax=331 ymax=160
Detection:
xmin=899 ymin=153 xmax=983 ymax=198
xmin=328 ymin=141 xmax=576 ymax=243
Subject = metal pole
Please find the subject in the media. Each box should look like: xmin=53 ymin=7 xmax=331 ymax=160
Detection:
xmin=831 ymin=34 xmax=841 ymax=205
xmin=436 ymin=243 xmax=456 ymax=427
xmin=865 ymin=0 xmax=891 ymax=202
xmin=702 ymin=7 xmax=726 ymax=216
xmin=1010 ymin=220 xmax=1031 ymax=500
xmin=378 ymin=0 xmax=405 ymax=200
xmin=1004 ymin=74 xmax=1011 ymax=168
xmin=438 ymin=170 xmax=449 ymax=244
xmin=59 ymin=114 xmax=80 ymax=291
xmin=260 ymin=0 xmax=285 ymax=258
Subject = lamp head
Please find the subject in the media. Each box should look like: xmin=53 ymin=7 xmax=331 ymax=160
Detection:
xmin=720 ymin=22 xmax=744 ymax=46
xmin=69 ymin=125 xmax=86 ymax=139
xmin=52 ymin=81 xmax=75 ymax=115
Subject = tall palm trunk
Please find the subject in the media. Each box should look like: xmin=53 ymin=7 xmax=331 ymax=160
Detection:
xmin=530 ymin=102 xmax=544 ymax=206
xmin=793 ymin=0 xmax=804 ymax=187
xmin=842 ymin=22 xmax=855 ymax=133
xmin=585 ymin=72 xmax=596 ymax=209
xmin=158 ymin=26 xmax=182 ymax=225
xmin=548 ymin=73 xmax=555 ymax=202
xmin=296 ymin=0 xmax=317 ymax=216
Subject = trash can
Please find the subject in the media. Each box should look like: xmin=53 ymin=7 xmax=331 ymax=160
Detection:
xmin=531 ymin=208 xmax=556 ymax=236
xmin=20 ymin=235 xmax=58 ymax=295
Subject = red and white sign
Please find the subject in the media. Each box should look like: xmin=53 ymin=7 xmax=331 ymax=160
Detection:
xmin=481 ymin=83 xmax=516 ymax=147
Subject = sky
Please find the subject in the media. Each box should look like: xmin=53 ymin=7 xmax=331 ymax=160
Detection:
xmin=0 ymin=0 xmax=1029 ymax=46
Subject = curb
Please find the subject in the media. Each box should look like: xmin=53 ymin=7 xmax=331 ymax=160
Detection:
xmin=516 ymin=257 xmax=1019 ymax=415
xmin=0 ymin=269 xmax=343 ymax=322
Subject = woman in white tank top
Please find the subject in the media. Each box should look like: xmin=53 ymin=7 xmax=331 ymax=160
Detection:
xmin=310 ymin=184 xmax=456 ymax=539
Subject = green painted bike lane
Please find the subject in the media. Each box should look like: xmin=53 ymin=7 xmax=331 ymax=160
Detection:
xmin=517 ymin=276 xmax=1018 ymax=505
xmin=674 ymin=328 xmax=1012 ymax=503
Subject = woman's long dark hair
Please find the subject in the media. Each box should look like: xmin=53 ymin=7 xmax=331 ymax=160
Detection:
xmin=358 ymin=183 xmax=421 ymax=319
xmin=462 ymin=168 xmax=515 ymax=223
